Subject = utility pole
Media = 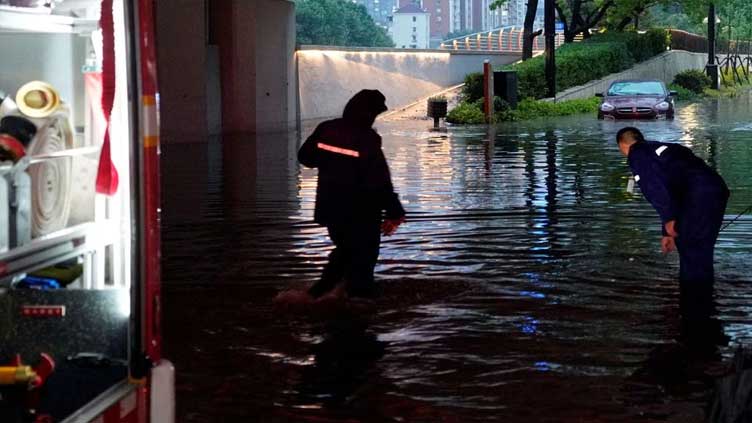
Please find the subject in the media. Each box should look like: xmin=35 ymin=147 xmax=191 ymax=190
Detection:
xmin=707 ymin=2 xmax=719 ymax=89
xmin=544 ymin=0 xmax=556 ymax=98
xmin=483 ymin=60 xmax=494 ymax=123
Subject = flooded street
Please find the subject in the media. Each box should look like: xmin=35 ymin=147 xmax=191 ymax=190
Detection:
xmin=162 ymin=94 xmax=752 ymax=422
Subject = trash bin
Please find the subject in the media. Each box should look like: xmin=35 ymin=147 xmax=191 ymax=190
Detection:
xmin=494 ymin=70 xmax=518 ymax=108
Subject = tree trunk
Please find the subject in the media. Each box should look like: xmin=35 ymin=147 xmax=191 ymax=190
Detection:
xmin=554 ymin=2 xmax=577 ymax=43
xmin=634 ymin=13 xmax=639 ymax=31
xmin=521 ymin=0 xmax=540 ymax=60
xmin=616 ymin=16 xmax=632 ymax=31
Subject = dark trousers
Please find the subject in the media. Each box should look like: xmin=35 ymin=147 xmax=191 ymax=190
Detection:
xmin=675 ymin=193 xmax=727 ymax=343
xmin=308 ymin=220 xmax=382 ymax=299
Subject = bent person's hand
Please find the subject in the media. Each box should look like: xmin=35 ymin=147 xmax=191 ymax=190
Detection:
xmin=382 ymin=217 xmax=406 ymax=236
xmin=664 ymin=220 xmax=678 ymax=238
xmin=661 ymin=236 xmax=676 ymax=254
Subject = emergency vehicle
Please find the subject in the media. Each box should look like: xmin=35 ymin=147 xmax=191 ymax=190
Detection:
xmin=0 ymin=0 xmax=172 ymax=421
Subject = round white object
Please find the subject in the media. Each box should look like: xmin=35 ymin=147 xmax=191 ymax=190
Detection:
xmin=27 ymin=115 xmax=74 ymax=236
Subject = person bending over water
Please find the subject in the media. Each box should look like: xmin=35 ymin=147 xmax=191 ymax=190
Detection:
xmin=297 ymin=90 xmax=406 ymax=300
xmin=616 ymin=127 xmax=729 ymax=344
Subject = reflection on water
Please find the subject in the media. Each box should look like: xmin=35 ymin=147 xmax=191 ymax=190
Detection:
xmin=162 ymin=94 xmax=752 ymax=422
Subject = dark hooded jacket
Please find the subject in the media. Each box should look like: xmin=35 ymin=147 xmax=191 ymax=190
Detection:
xmin=298 ymin=90 xmax=405 ymax=225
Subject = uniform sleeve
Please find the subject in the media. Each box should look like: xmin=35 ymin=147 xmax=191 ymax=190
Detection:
xmin=629 ymin=148 xmax=678 ymax=226
xmin=298 ymin=124 xmax=322 ymax=168
xmin=367 ymin=143 xmax=405 ymax=220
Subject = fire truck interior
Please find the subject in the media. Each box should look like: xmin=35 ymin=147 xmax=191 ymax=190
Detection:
xmin=0 ymin=0 xmax=136 ymax=421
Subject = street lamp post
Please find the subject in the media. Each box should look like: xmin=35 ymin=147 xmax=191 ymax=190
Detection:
xmin=706 ymin=3 xmax=719 ymax=89
xmin=544 ymin=0 xmax=556 ymax=98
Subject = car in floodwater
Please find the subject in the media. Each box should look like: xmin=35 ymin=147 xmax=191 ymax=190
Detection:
xmin=597 ymin=80 xmax=677 ymax=120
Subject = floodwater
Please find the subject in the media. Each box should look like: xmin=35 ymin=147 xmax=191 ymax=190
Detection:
xmin=162 ymin=94 xmax=752 ymax=422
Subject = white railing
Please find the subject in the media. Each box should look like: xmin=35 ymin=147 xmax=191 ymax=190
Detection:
xmin=440 ymin=27 xmax=570 ymax=52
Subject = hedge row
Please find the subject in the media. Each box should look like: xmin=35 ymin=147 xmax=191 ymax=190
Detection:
xmin=587 ymin=29 xmax=669 ymax=63
xmin=512 ymin=41 xmax=634 ymax=100
xmin=446 ymin=96 xmax=600 ymax=124
xmin=461 ymin=29 xmax=670 ymax=101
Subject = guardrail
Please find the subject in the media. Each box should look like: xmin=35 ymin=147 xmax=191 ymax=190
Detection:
xmin=439 ymin=27 xmax=567 ymax=52
xmin=669 ymin=29 xmax=752 ymax=55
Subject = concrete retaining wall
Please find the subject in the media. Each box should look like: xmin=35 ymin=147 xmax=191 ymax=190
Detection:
xmin=555 ymin=50 xmax=708 ymax=101
xmin=297 ymin=46 xmax=520 ymax=121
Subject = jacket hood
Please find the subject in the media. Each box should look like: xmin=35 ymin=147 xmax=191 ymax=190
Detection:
xmin=342 ymin=89 xmax=388 ymax=127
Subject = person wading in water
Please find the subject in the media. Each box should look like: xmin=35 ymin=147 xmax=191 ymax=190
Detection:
xmin=617 ymin=127 xmax=729 ymax=346
xmin=292 ymin=89 xmax=405 ymax=304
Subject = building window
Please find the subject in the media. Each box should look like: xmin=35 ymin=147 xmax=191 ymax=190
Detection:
xmin=412 ymin=35 xmax=417 ymax=41
xmin=437 ymin=16 xmax=442 ymax=21
xmin=412 ymin=16 xmax=416 ymax=22
xmin=413 ymin=27 xmax=416 ymax=32
xmin=437 ymin=8 xmax=441 ymax=12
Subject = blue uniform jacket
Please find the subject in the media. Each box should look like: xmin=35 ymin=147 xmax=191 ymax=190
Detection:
xmin=628 ymin=141 xmax=728 ymax=237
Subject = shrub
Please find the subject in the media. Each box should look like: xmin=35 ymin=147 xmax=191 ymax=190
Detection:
xmin=508 ymin=97 xmax=600 ymax=121
xmin=589 ymin=29 xmax=669 ymax=62
xmin=668 ymin=83 xmax=699 ymax=101
xmin=446 ymin=101 xmax=485 ymax=124
xmin=642 ymin=28 xmax=671 ymax=59
xmin=673 ymin=69 xmax=711 ymax=93
xmin=448 ymin=96 xmax=599 ymax=124
xmin=462 ymin=72 xmax=484 ymax=103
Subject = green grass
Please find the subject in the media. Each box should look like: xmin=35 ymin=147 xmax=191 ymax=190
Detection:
xmin=704 ymin=83 xmax=752 ymax=99
xmin=668 ymin=83 xmax=700 ymax=101
xmin=670 ymin=69 xmax=752 ymax=102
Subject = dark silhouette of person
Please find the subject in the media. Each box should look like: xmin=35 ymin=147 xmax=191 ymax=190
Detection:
xmin=295 ymin=318 xmax=387 ymax=410
xmin=617 ymin=127 xmax=729 ymax=345
xmin=298 ymin=90 xmax=405 ymax=299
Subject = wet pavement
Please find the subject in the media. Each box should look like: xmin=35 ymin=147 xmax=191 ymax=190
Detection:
xmin=162 ymin=93 xmax=752 ymax=422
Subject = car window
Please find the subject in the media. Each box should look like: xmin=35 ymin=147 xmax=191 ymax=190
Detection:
xmin=607 ymin=81 xmax=666 ymax=96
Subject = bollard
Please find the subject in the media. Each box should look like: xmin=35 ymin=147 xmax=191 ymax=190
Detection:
xmin=483 ymin=60 xmax=494 ymax=123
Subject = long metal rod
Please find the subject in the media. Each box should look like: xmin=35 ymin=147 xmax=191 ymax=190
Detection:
xmin=707 ymin=3 xmax=719 ymax=89
xmin=544 ymin=0 xmax=556 ymax=98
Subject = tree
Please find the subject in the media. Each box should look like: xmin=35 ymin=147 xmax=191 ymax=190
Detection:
xmin=641 ymin=3 xmax=704 ymax=34
xmin=607 ymin=0 xmax=665 ymax=30
xmin=295 ymin=0 xmax=394 ymax=47
xmin=554 ymin=0 xmax=615 ymax=42
xmin=490 ymin=0 xmax=541 ymax=60
xmin=669 ymin=0 xmax=752 ymax=41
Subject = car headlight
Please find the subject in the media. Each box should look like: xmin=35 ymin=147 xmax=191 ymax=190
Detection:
xmin=654 ymin=101 xmax=670 ymax=111
xmin=600 ymin=102 xmax=615 ymax=112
